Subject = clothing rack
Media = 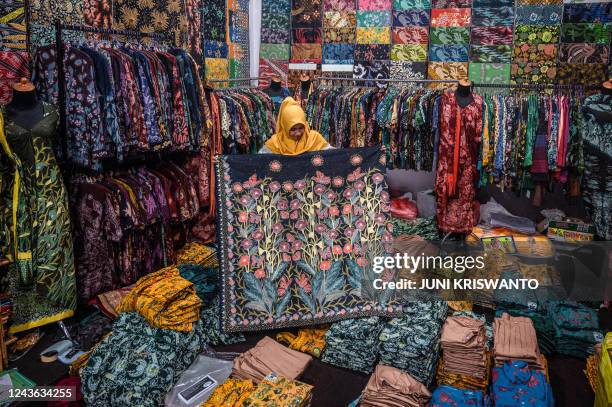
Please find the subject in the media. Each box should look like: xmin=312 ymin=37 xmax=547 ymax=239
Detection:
xmin=207 ymin=77 xmax=264 ymax=89
xmin=314 ymin=76 xmax=459 ymax=85
xmin=472 ymin=83 xmax=595 ymax=90
xmin=53 ymin=20 xmax=169 ymax=163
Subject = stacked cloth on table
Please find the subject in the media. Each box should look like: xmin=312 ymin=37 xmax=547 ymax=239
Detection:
xmin=176 ymin=264 xmax=219 ymax=307
xmin=491 ymin=361 xmax=554 ymax=407
xmin=276 ymin=326 xmax=328 ymax=358
xmin=495 ymin=304 xmax=555 ymax=355
xmin=175 ymin=242 xmax=218 ymax=268
xmin=379 ymin=302 xmax=448 ymax=386
xmin=452 ymin=311 xmax=493 ymax=349
xmin=116 ymin=266 xmax=201 ymax=332
xmin=360 ymin=364 xmax=431 ymax=407
xmin=440 ymin=317 xmax=488 ymax=380
xmin=548 ymin=301 xmax=603 ymax=358
xmin=81 ymin=312 xmax=208 ymax=407
xmin=322 ymin=316 xmax=384 ymax=374
xmin=430 ymin=385 xmax=489 ymax=407
xmin=436 ymin=352 xmax=492 ymax=391
xmin=202 ymin=374 xmax=313 ymax=407
xmin=232 ymin=337 xmax=312 ymax=382
xmin=493 ymin=313 xmax=545 ymax=371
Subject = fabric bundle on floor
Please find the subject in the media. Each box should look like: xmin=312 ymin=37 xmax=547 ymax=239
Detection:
xmin=201 ymin=378 xmax=256 ymax=406
xmin=495 ymin=304 xmax=555 ymax=355
xmin=493 ymin=313 xmax=545 ymax=371
xmin=81 ymin=312 xmax=209 ymax=407
xmin=360 ymin=364 xmax=431 ymax=407
xmin=116 ymin=266 xmax=202 ymax=332
xmin=491 ymin=360 xmax=554 ymax=407
xmin=276 ymin=326 xmax=328 ymax=358
xmin=430 ymin=385 xmax=489 ymax=406
xmin=322 ymin=316 xmax=384 ymax=374
xmin=549 ymin=301 xmax=603 ymax=358
xmin=379 ymin=302 xmax=448 ymax=386
xmin=439 ymin=316 xmax=488 ymax=380
xmin=232 ymin=337 xmax=312 ymax=382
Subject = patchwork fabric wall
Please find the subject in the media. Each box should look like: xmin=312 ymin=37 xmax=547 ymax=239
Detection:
xmin=260 ymin=0 xmax=611 ymax=86
xmin=259 ymin=0 xmax=291 ymax=86
xmin=0 ymin=1 xmax=29 ymax=104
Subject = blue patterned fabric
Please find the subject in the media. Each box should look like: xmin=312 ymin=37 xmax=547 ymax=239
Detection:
xmin=323 ymin=44 xmax=356 ymax=64
xmin=491 ymin=361 xmax=554 ymax=407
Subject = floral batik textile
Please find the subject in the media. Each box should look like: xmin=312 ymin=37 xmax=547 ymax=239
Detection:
xmin=215 ymin=146 xmax=401 ymax=332
xmin=470 ymin=45 xmax=512 ymax=63
xmin=429 ymin=44 xmax=469 ymax=61
xmin=470 ymin=6 xmax=514 ymax=26
xmin=358 ymin=0 xmax=391 ymax=11
xmin=470 ymin=27 xmax=513 ymax=45
xmin=389 ymin=61 xmax=427 ymax=79
xmin=512 ymin=44 xmax=559 ymax=64
xmin=428 ymin=62 xmax=468 ymax=80
xmin=293 ymin=28 xmax=323 ymax=44
xmin=556 ymin=63 xmax=607 ymax=85
xmin=561 ymin=23 xmax=611 ymax=44
xmin=391 ymin=44 xmax=427 ymax=61
xmin=430 ymin=27 xmax=470 ymax=45
xmin=430 ymin=8 xmax=471 ymax=27
xmin=292 ymin=0 xmax=323 ymax=28
xmin=514 ymin=25 xmax=560 ymax=44
xmin=564 ymin=3 xmax=612 ymax=24
xmin=323 ymin=44 xmax=355 ymax=64
xmin=325 ymin=0 xmax=356 ymax=11
xmin=392 ymin=9 xmax=430 ymax=27
xmin=357 ymin=10 xmax=391 ymax=27
xmin=83 ymin=0 xmax=112 ymax=28
xmin=0 ymin=2 xmax=26 ymax=51
xmin=515 ymin=5 xmax=562 ymax=25
xmin=559 ymin=43 xmax=609 ymax=63
xmin=205 ymin=58 xmax=229 ymax=82
xmin=468 ymin=63 xmax=510 ymax=84
xmin=260 ymin=44 xmax=291 ymax=60
xmin=355 ymin=44 xmax=391 ymax=60
xmin=511 ymin=62 xmax=557 ymax=84
xmin=354 ymin=60 xmax=390 ymax=86
xmin=113 ymin=0 xmax=187 ymax=46
xmin=356 ymin=27 xmax=391 ymax=44
xmin=392 ymin=27 xmax=429 ymax=44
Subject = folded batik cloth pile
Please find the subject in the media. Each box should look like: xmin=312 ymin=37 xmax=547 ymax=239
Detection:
xmin=175 ymin=242 xmax=218 ymax=268
xmin=360 ymin=364 xmax=431 ymax=407
xmin=495 ymin=304 xmax=555 ymax=355
xmin=392 ymin=216 xmax=439 ymax=240
xmin=379 ymin=302 xmax=448 ymax=386
xmin=276 ymin=326 xmax=329 ymax=358
xmin=117 ymin=266 xmax=201 ymax=332
xmin=494 ymin=313 xmax=545 ymax=371
xmin=322 ymin=316 xmax=384 ymax=374
xmin=439 ymin=317 xmax=488 ymax=384
xmin=549 ymin=301 xmax=603 ymax=358
xmin=177 ymin=264 xmax=219 ymax=306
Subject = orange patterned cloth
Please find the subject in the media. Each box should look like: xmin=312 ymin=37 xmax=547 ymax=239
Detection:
xmin=436 ymin=352 xmax=492 ymax=390
xmin=276 ymin=327 xmax=328 ymax=358
xmin=117 ymin=266 xmax=201 ymax=332
xmin=201 ymin=379 xmax=256 ymax=407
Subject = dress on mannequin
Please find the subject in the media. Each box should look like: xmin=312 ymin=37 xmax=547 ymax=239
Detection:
xmin=455 ymin=80 xmax=474 ymax=109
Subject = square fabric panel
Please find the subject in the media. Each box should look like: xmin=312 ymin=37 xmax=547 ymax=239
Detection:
xmin=470 ymin=45 xmax=512 ymax=63
xmin=391 ymin=44 xmax=428 ymax=61
xmin=83 ymin=0 xmax=113 ymax=29
xmin=392 ymin=9 xmax=430 ymax=27
xmin=512 ymin=44 xmax=558 ymax=64
xmin=558 ymin=43 xmax=609 ymax=64
xmin=204 ymin=41 xmax=229 ymax=58
xmin=468 ymin=63 xmax=510 ymax=84
xmin=515 ymin=5 xmax=563 ymax=25
xmin=323 ymin=44 xmax=355 ymax=63
xmin=324 ymin=27 xmax=357 ymax=43
xmin=392 ymin=27 xmax=429 ymax=44
xmin=556 ymin=62 xmax=607 ymax=85
xmin=205 ymin=58 xmax=229 ymax=81
xmin=357 ymin=10 xmax=391 ymax=27
xmin=511 ymin=62 xmax=557 ymax=84
xmin=472 ymin=0 xmax=512 ymax=5
xmin=428 ymin=61 xmax=468 ymax=80
xmin=324 ymin=11 xmax=357 ymax=28
xmin=560 ymin=23 xmax=611 ymax=44
xmin=389 ymin=61 xmax=427 ymax=79
xmin=215 ymin=147 xmax=401 ymax=332
xmin=353 ymin=60 xmax=390 ymax=86
xmin=292 ymin=0 xmax=323 ymax=28
xmin=355 ymin=44 xmax=391 ymax=60
xmin=431 ymin=0 xmax=471 ymax=7
xmin=358 ymin=0 xmax=392 ymax=11
xmin=514 ymin=25 xmax=560 ymax=44
xmin=260 ymin=43 xmax=291 ymax=59
xmin=0 ymin=4 xmax=26 ymax=51
xmin=292 ymin=28 xmax=323 ymax=44
xmin=517 ymin=0 xmax=561 ymax=4
xmin=259 ymin=59 xmax=289 ymax=88
xmin=430 ymin=27 xmax=470 ymax=44
xmin=324 ymin=0 xmax=357 ymax=12
xmin=393 ymin=0 xmax=431 ymax=9
xmin=261 ymin=28 xmax=291 ymax=44
xmin=563 ymin=3 xmax=612 ymax=24
xmin=356 ymin=27 xmax=391 ymax=44
xmin=470 ymin=27 xmax=513 ymax=45
xmin=471 ymin=7 xmax=514 ymax=27
xmin=291 ymin=44 xmax=323 ymax=62
xmin=430 ymin=8 xmax=471 ymax=27
xmin=429 ymin=44 xmax=469 ymax=61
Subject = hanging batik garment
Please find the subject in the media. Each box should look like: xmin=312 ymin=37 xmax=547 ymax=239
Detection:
xmin=0 ymin=106 xmax=77 ymax=334
xmin=216 ymin=146 xmax=401 ymax=332
xmin=435 ymin=91 xmax=482 ymax=233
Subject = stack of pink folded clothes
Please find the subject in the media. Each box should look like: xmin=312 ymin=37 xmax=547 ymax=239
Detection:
xmin=440 ymin=316 xmax=488 ymax=380
xmin=360 ymin=365 xmax=431 ymax=407
xmin=493 ymin=312 xmax=545 ymax=371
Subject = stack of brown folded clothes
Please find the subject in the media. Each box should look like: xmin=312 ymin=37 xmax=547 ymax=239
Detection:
xmin=439 ymin=316 xmax=488 ymax=381
xmin=360 ymin=365 xmax=431 ymax=407
xmin=436 ymin=352 xmax=491 ymax=390
xmin=232 ymin=337 xmax=312 ymax=382
xmin=493 ymin=312 xmax=545 ymax=371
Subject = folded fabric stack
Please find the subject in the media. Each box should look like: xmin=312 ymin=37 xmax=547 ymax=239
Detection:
xmin=436 ymin=352 xmax=491 ymax=391
xmin=491 ymin=361 xmax=554 ymax=407
xmin=177 ymin=264 xmax=219 ymax=306
xmin=322 ymin=317 xmax=384 ymax=374
xmin=391 ymin=217 xmax=439 ymax=240
xmin=495 ymin=304 xmax=555 ymax=355
xmin=440 ymin=317 xmax=488 ymax=380
xmin=232 ymin=337 xmax=312 ymax=382
xmin=175 ymin=242 xmax=218 ymax=268
xmin=81 ymin=312 xmax=209 ymax=407
xmin=452 ymin=311 xmax=493 ymax=349
xmin=202 ymin=374 xmax=313 ymax=407
xmin=430 ymin=385 xmax=489 ymax=407
xmin=360 ymin=365 xmax=431 ymax=407
xmin=117 ymin=266 xmax=201 ymax=332
xmin=277 ymin=326 xmax=328 ymax=358
xmin=549 ymin=301 xmax=603 ymax=358
xmin=493 ymin=313 xmax=545 ymax=371
xmin=379 ymin=302 xmax=448 ymax=386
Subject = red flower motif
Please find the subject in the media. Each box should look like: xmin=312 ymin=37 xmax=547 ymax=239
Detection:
xmin=294 ymin=179 xmax=307 ymax=190
xmin=295 ymin=220 xmax=308 ymax=230
xmin=350 ymin=154 xmax=363 ymax=166
xmin=332 ymin=176 xmax=344 ymax=187
xmin=290 ymin=211 xmax=299 ymax=220
xmin=372 ymin=173 xmax=384 ymax=184
xmin=232 ymin=182 xmax=243 ymax=193
xmin=252 ymin=230 xmax=264 ymax=241
xmin=330 ymin=206 xmax=340 ymax=216
xmin=313 ymin=170 xmax=331 ymax=184
xmin=278 ymin=199 xmax=289 ymax=210
xmin=254 ymin=269 xmax=266 ymax=279
xmin=269 ymin=160 xmax=282 ymax=172
xmin=319 ymin=260 xmax=331 ymax=271
xmin=311 ymin=155 xmax=324 ymax=167
xmin=282 ymin=181 xmax=294 ymax=192
xmin=277 ymin=275 xmax=292 ymax=296
xmin=281 ymin=211 xmax=290 ymax=219
xmin=347 ymin=167 xmax=365 ymax=182
xmin=292 ymin=251 xmax=302 ymax=261
xmin=357 ymin=257 xmax=368 ymax=267
xmin=296 ymin=273 xmax=312 ymax=293
xmin=314 ymin=184 xmax=327 ymax=196
xmin=333 ymin=245 xmax=343 ymax=255
xmin=286 ymin=233 xmax=295 ymax=242
xmin=343 ymin=243 xmax=353 ymax=254
xmin=342 ymin=204 xmax=352 ymax=214
xmin=239 ymin=255 xmax=250 ymax=267
xmin=242 ymin=174 xmax=262 ymax=189
xmin=250 ymin=188 xmax=263 ymax=199
xmin=269 ymin=181 xmax=281 ymax=192
xmin=238 ymin=211 xmax=248 ymax=222
xmin=290 ymin=199 xmax=301 ymax=209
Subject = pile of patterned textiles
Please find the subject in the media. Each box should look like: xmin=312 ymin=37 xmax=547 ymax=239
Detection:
xmin=322 ymin=317 xmax=384 ymax=374
xmin=430 ymin=385 xmax=490 ymax=406
xmin=81 ymin=312 xmax=209 ymax=407
xmin=495 ymin=304 xmax=555 ymax=355
xmin=379 ymin=302 xmax=448 ymax=386
xmin=452 ymin=310 xmax=493 ymax=349
xmin=175 ymin=242 xmax=218 ymax=268
xmin=200 ymin=297 xmax=245 ymax=346
xmin=276 ymin=327 xmax=328 ymax=358
xmin=360 ymin=365 xmax=431 ymax=407
xmin=202 ymin=374 xmax=313 ymax=407
xmin=232 ymin=337 xmax=312 ymax=382
xmin=176 ymin=264 xmax=219 ymax=307
xmin=549 ymin=301 xmax=603 ymax=358
xmin=491 ymin=361 xmax=554 ymax=407
xmin=436 ymin=352 xmax=492 ymax=391
xmin=391 ymin=217 xmax=439 ymax=240
xmin=439 ymin=316 xmax=489 ymax=384
xmin=494 ymin=313 xmax=545 ymax=371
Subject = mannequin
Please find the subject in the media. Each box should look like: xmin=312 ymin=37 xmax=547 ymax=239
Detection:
xmin=5 ymin=78 xmax=44 ymax=130
xmin=263 ymin=75 xmax=289 ymax=116
xmin=455 ymin=79 xmax=474 ymax=108
xmin=300 ymin=73 xmax=312 ymax=97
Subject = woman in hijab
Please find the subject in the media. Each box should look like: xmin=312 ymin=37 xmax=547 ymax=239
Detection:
xmin=259 ymin=97 xmax=332 ymax=155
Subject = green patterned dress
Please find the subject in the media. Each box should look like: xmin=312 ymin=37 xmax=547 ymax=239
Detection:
xmin=0 ymin=104 xmax=76 ymax=334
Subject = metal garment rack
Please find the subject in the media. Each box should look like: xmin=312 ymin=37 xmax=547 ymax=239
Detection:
xmin=53 ymin=19 xmax=168 ymax=161
xmin=314 ymin=76 xmax=459 ymax=85
xmin=208 ymin=77 xmax=265 ymax=89
xmin=472 ymin=82 xmax=595 ymax=90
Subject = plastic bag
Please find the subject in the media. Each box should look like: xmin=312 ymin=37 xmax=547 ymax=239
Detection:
xmin=416 ymin=190 xmax=436 ymax=218
xmin=165 ymin=355 xmax=233 ymax=407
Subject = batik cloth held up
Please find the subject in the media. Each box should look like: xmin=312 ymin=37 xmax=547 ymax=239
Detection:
xmin=216 ymin=146 xmax=400 ymax=332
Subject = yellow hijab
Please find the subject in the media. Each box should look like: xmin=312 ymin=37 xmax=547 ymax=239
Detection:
xmin=265 ymin=97 xmax=329 ymax=155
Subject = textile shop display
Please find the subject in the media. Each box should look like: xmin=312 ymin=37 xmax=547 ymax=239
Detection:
xmin=276 ymin=326 xmax=328 ymax=357
xmin=215 ymin=146 xmax=400 ymax=332
xmin=232 ymin=336 xmax=313 ymax=382
xmin=495 ymin=304 xmax=555 ymax=356
xmin=260 ymin=0 xmax=291 ymax=85
xmin=549 ymin=301 xmax=603 ymax=358
xmin=494 ymin=313 xmax=545 ymax=371
xmin=69 ymin=161 xmax=202 ymax=303
xmin=439 ymin=316 xmax=488 ymax=380
xmin=359 ymin=364 xmax=432 ymax=407
xmin=32 ymin=45 xmax=206 ymax=170
xmin=491 ymin=360 xmax=554 ymax=407
xmin=0 ymin=106 xmax=77 ymax=335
